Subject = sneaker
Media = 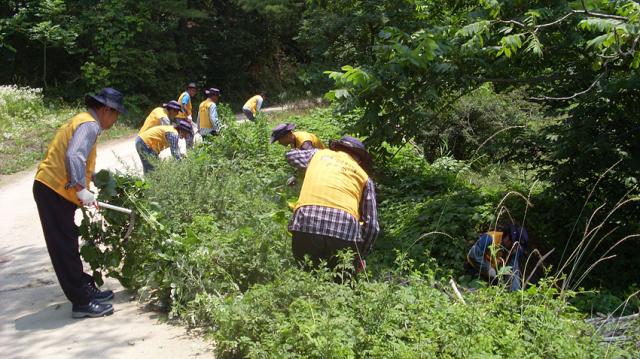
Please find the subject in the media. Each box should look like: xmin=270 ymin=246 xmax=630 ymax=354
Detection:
xmin=72 ymin=301 xmax=114 ymax=318
xmin=85 ymin=282 xmax=114 ymax=303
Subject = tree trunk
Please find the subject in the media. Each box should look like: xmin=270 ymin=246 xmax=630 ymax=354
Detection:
xmin=43 ymin=42 xmax=48 ymax=89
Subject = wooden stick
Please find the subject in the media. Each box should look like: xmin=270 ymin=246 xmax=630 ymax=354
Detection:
xmin=449 ymin=278 xmax=466 ymax=305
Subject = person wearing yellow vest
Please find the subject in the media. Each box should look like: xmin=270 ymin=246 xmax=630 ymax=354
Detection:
xmin=242 ymin=91 xmax=266 ymax=121
xmin=33 ymin=88 xmax=126 ymax=318
xmin=138 ymin=100 xmax=181 ymax=135
xmin=466 ymin=225 xmax=529 ymax=291
xmin=271 ymin=123 xmax=325 ymax=186
xmin=270 ymin=123 xmax=325 ymax=150
xmin=197 ymin=87 xmax=221 ymax=138
xmin=285 ymin=136 xmax=379 ymax=279
xmin=135 ymin=120 xmax=193 ymax=174
xmin=176 ymin=82 xmax=197 ymax=123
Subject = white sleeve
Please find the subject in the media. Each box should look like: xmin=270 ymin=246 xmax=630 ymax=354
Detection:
xmin=256 ymin=96 xmax=263 ymax=111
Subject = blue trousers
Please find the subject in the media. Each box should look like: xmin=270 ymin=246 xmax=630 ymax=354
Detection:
xmin=135 ymin=137 xmax=157 ymax=174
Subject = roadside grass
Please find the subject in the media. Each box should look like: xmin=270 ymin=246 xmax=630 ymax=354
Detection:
xmin=0 ymin=85 xmax=136 ymax=175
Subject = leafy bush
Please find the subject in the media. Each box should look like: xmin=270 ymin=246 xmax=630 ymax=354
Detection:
xmin=80 ymin=107 xmax=633 ymax=356
xmin=209 ymin=267 xmax=613 ymax=358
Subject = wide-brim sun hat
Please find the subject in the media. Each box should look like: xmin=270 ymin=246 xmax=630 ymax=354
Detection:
xmin=205 ymin=88 xmax=221 ymax=96
xmin=163 ymin=100 xmax=181 ymax=111
xmin=329 ymin=135 xmax=373 ymax=171
xmin=270 ymin=123 xmax=296 ymax=144
xmin=176 ymin=119 xmax=193 ymax=134
xmin=85 ymin=87 xmax=127 ymax=114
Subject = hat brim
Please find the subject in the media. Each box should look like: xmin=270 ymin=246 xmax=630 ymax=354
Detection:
xmin=86 ymin=94 xmax=128 ymax=114
xmin=163 ymin=104 xmax=181 ymax=111
xmin=270 ymin=129 xmax=293 ymax=144
xmin=330 ymin=140 xmax=373 ymax=170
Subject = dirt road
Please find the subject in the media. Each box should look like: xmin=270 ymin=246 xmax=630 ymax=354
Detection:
xmin=0 ymin=136 xmax=212 ymax=359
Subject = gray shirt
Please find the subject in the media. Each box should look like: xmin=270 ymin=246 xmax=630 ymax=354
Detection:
xmin=65 ymin=110 xmax=102 ymax=189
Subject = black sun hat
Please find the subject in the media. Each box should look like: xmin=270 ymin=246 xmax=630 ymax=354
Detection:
xmin=270 ymin=123 xmax=296 ymax=144
xmin=329 ymin=135 xmax=373 ymax=172
xmin=85 ymin=87 xmax=127 ymax=114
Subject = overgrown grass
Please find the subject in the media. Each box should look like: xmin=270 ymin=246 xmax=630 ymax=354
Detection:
xmin=79 ymin=107 xmax=636 ymax=356
xmin=0 ymin=85 xmax=135 ymax=175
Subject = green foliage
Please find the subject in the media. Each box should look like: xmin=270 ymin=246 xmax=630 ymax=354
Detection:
xmin=76 ymin=108 xmax=626 ymax=356
xmin=0 ymin=85 xmax=132 ymax=174
xmin=210 ymin=268 xmax=612 ymax=358
xmin=324 ymin=0 xmax=640 ymax=293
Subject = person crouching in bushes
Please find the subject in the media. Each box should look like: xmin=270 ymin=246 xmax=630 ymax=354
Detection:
xmin=271 ymin=123 xmax=325 ymax=187
xmin=197 ymin=87 xmax=221 ymax=139
xmin=285 ymin=136 xmax=380 ymax=281
xmin=138 ymin=100 xmax=182 ymax=134
xmin=467 ymin=224 xmax=529 ymax=291
xmin=135 ymin=120 xmax=192 ymax=174
xmin=270 ymin=123 xmax=325 ymax=150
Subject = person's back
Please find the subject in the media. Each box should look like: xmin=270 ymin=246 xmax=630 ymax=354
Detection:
xmin=295 ymin=149 xmax=368 ymax=219
xmin=285 ymin=136 xmax=379 ymax=277
xmin=293 ymin=131 xmax=324 ymax=149
xmin=242 ymin=92 xmax=266 ymax=121
xmin=139 ymin=107 xmax=168 ymax=135
xmin=138 ymin=125 xmax=177 ymax=154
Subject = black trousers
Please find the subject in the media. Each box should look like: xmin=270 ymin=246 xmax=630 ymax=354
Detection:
xmin=291 ymin=231 xmax=363 ymax=272
xmin=33 ymin=181 xmax=92 ymax=305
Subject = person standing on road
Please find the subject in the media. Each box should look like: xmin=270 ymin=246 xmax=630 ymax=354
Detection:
xmin=33 ymin=87 xmax=126 ymax=318
xmin=467 ymin=224 xmax=528 ymax=291
xmin=197 ymin=88 xmax=221 ymax=139
xmin=135 ymin=120 xmax=193 ymax=174
xmin=285 ymin=136 xmax=379 ymax=279
xmin=138 ymin=100 xmax=182 ymax=135
xmin=242 ymin=91 xmax=266 ymax=121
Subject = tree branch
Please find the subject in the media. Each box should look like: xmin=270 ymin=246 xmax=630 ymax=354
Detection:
xmin=497 ymin=5 xmax=628 ymax=32
xmin=529 ymin=70 xmax=607 ymax=101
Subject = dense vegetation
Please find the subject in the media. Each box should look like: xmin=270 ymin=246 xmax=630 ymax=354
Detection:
xmin=81 ymin=108 xmax=636 ymax=356
xmin=2 ymin=0 xmax=639 ymax=354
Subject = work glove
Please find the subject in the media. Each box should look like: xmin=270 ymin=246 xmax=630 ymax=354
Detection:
xmin=286 ymin=176 xmax=297 ymax=187
xmin=76 ymin=188 xmax=96 ymax=207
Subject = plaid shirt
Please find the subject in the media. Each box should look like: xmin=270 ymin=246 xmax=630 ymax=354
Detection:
xmin=166 ymin=132 xmax=182 ymax=160
xmin=286 ymin=149 xmax=380 ymax=249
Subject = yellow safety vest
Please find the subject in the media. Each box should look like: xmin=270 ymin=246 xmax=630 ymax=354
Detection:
xmin=198 ymin=98 xmax=214 ymax=129
xmin=467 ymin=231 xmax=505 ymax=270
xmin=293 ymin=131 xmax=324 ymax=149
xmin=295 ymin=149 xmax=368 ymax=220
xmin=243 ymin=95 xmax=262 ymax=115
xmin=138 ymin=107 xmax=169 ymax=135
xmin=176 ymin=91 xmax=191 ymax=119
xmin=138 ymin=125 xmax=178 ymax=154
xmin=34 ymin=112 xmax=98 ymax=205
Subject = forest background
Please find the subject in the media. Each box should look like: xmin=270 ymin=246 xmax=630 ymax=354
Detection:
xmin=1 ymin=0 xmax=640 ymax=355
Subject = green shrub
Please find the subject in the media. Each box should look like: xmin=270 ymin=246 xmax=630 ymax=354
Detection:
xmin=209 ymin=267 xmax=613 ymax=358
xmin=80 ymin=107 xmax=633 ymax=356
